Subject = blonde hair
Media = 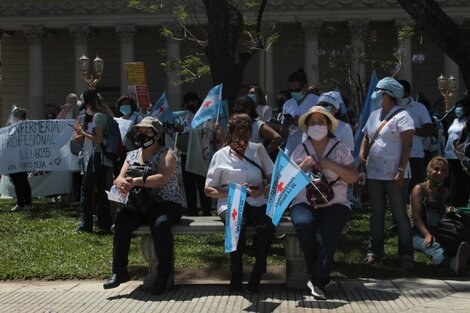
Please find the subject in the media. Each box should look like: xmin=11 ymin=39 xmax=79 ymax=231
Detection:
xmin=427 ymin=156 xmax=448 ymax=176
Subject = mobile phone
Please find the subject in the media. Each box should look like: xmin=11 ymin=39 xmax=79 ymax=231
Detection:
xmin=250 ymin=185 xmax=260 ymax=190
xmin=283 ymin=114 xmax=293 ymax=119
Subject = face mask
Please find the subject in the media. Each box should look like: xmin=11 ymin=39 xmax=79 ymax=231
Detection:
xmin=85 ymin=108 xmax=94 ymax=116
xmin=324 ymin=105 xmax=334 ymax=114
xmin=290 ymin=91 xmax=304 ymax=102
xmin=135 ymin=133 xmax=156 ymax=149
xmin=119 ymin=104 xmax=132 ymax=116
xmin=427 ymin=175 xmax=444 ymax=188
xmin=247 ymin=94 xmax=257 ymax=103
xmin=307 ymin=125 xmax=328 ymax=141
xmin=455 ymin=107 xmax=464 ymax=118
xmin=371 ymin=91 xmax=383 ymax=108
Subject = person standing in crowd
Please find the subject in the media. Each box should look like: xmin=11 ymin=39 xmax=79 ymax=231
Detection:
xmin=174 ymin=91 xmax=213 ymax=216
xmin=409 ymin=156 xmax=470 ymax=275
xmin=205 ymin=113 xmax=275 ymax=293
xmin=281 ymin=68 xmax=319 ymax=157
xmin=73 ymin=89 xmax=115 ymax=233
xmin=104 ymin=116 xmax=185 ymax=295
xmin=290 ymin=106 xmax=358 ymax=300
xmin=57 ymin=93 xmax=79 ymax=120
xmin=359 ymin=77 xmax=415 ymax=269
xmin=117 ymin=95 xmax=142 ymax=126
xmin=398 ymin=80 xmax=434 ymax=196
xmin=315 ymin=91 xmax=354 ymax=152
xmin=444 ymin=95 xmax=470 ymax=207
xmin=248 ymin=85 xmax=272 ymax=122
xmin=8 ymin=108 xmax=33 ymax=212
xmin=232 ymin=96 xmax=282 ymax=157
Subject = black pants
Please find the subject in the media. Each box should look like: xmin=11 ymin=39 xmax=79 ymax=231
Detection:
xmin=181 ymin=154 xmax=212 ymax=216
xmin=448 ymin=159 xmax=470 ymax=207
xmin=10 ymin=172 xmax=32 ymax=206
xmin=112 ymin=202 xmax=184 ymax=278
xmin=220 ymin=203 xmax=275 ymax=279
xmin=409 ymin=157 xmax=426 ymax=196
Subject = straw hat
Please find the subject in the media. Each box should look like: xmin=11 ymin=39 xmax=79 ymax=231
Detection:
xmin=298 ymin=106 xmax=338 ymax=133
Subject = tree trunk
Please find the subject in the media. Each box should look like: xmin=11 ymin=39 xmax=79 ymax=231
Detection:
xmin=397 ymin=0 xmax=470 ymax=92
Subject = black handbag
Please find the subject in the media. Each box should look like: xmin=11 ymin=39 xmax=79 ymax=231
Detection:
xmin=303 ymin=141 xmax=340 ymax=207
xmin=126 ymin=163 xmax=162 ymax=214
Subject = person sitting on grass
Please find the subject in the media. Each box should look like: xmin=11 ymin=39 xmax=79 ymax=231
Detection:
xmin=409 ymin=156 xmax=470 ymax=275
xmin=103 ymin=116 xmax=186 ymax=295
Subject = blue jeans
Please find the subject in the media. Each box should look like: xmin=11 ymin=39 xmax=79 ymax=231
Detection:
xmin=290 ymin=202 xmax=351 ymax=288
xmin=80 ymin=153 xmax=111 ymax=231
xmin=412 ymin=233 xmax=448 ymax=265
xmin=367 ymin=179 xmax=413 ymax=259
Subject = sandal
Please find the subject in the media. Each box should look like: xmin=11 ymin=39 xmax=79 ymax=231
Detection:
xmin=362 ymin=255 xmax=376 ymax=265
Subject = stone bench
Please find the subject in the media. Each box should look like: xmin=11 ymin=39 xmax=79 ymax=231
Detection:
xmin=132 ymin=216 xmax=309 ymax=290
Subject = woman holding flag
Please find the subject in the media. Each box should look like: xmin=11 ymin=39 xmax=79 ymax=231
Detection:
xmin=290 ymin=106 xmax=358 ymax=300
xmin=205 ymin=113 xmax=275 ymax=293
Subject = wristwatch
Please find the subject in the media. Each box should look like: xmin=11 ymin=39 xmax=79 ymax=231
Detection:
xmin=397 ymin=167 xmax=404 ymax=172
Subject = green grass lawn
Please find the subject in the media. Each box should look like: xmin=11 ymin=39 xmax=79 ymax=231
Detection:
xmin=0 ymin=197 xmax=451 ymax=281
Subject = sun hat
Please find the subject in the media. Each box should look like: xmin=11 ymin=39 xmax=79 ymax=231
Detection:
xmin=317 ymin=91 xmax=342 ymax=109
xmin=134 ymin=116 xmax=163 ymax=135
xmin=298 ymin=106 xmax=338 ymax=133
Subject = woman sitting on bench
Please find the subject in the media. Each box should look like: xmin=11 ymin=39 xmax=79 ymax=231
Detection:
xmin=103 ymin=116 xmax=185 ymax=295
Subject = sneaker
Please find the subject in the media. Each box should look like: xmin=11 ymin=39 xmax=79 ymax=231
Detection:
xmin=11 ymin=205 xmax=24 ymax=212
xmin=450 ymin=242 xmax=470 ymax=275
xmin=307 ymin=280 xmax=327 ymax=300
xmin=245 ymin=272 xmax=262 ymax=294
xmin=400 ymin=255 xmax=414 ymax=269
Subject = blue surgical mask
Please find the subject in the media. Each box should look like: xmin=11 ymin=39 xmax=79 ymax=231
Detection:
xmin=455 ymin=107 xmax=464 ymax=118
xmin=371 ymin=91 xmax=384 ymax=108
xmin=120 ymin=104 xmax=132 ymax=116
xmin=290 ymin=91 xmax=304 ymax=102
xmin=247 ymin=94 xmax=257 ymax=103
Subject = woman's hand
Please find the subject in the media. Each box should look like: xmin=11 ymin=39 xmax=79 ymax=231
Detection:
xmin=299 ymin=155 xmax=317 ymax=172
xmin=247 ymin=184 xmax=267 ymax=198
xmin=114 ymin=176 xmax=133 ymax=193
xmin=424 ymin=233 xmax=434 ymax=248
xmin=394 ymin=169 xmax=405 ymax=186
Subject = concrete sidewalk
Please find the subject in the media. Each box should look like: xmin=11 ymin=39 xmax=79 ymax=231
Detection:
xmin=1 ymin=278 xmax=469 ymax=313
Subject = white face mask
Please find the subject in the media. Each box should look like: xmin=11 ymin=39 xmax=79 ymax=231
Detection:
xmin=307 ymin=125 xmax=328 ymax=141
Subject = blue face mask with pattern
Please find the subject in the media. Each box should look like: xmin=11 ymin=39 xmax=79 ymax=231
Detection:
xmin=120 ymin=104 xmax=132 ymax=116
xmin=290 ymin=91 xmax=304 ymax=102
xmin=371 ymin=90 xmax=384 ymax=108
xmin=455 ymin=107 xmax=464 ymax=118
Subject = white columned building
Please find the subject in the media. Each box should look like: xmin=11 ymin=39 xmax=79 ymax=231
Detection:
xmin=302 ymin=21 xmax=322 ymax=86
xmin=258 ymin=23 xmax=275 ymax=105
xmin=24 ymin=26 xmax=46 ymax=119
xmin=116 ymin=24 xmax=136 ymax=95
xmin=70 ymin=25 xmax=90 ymax=95
xmin=395 ymin=18 xmax=414 ymax=84
xmin=166 ymin=25 xmax=182 ymax=109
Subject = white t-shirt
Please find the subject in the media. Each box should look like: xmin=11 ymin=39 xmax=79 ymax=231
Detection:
xmin=256 ymin=105 xmax=272 ymax=122
xmin=282 ymin=93 xmax=319 ymax=156
xmin=400 ymin=97 xmax=432 ymax=158
xmin=362 ymin=106 xmax=415 ymax=180
xmin=205 ymin=142 xmax=274 ymax=215
xmin=251 ymin=119 xmax=265 ymax=144
xmin=444 ymin=118 xmax=466 ymax=160
xmin=290 ymin=138 xmax=354 ymax=208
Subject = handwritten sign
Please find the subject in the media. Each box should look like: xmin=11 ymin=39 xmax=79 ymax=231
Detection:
xmin=126 ymin=62 xmax=151 ymax=110
xmin=0 ymin=119 xmax=79 ymax=174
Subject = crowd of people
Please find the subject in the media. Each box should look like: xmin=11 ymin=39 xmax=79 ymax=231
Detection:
xmin=3 ymin=69 xmax=470 ymax=299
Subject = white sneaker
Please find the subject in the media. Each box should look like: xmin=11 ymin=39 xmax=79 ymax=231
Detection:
xmin=450 ymin=242 xmax=470 ymax=275
xmin=11 ymin=205 xmax=24 ymax=212
xmin=307 ymin=280 xmax=326 ymax=300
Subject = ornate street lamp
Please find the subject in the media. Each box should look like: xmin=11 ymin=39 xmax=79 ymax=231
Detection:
xmin=79 ymin=54 xmax=104 ymax=90
xmin=437 ymin=74 xmax=457 ymax=112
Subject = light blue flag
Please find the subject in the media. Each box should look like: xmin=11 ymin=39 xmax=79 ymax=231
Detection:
xmin=225 ymin=182 xmax=247 ymax=253
xmin=353 ymin=70 xmax=378 ymax=158
xmin=191 ymin=84 xmax=223 ymax=129
xmin=171 ymin=110 xmax=190 ymax=125
xmin=149 ymin=91 xmax=172 ymax=123
xmin=218 ymin=99 xmax=230 ymax=131
xmin=266 ymin=150 xmax=311 ymax=226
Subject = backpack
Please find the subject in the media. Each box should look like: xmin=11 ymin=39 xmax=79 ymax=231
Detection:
xmin=101 ymin=115 xmax=124 ymax=162
xmin=435 ymin=210 xmax=470 ymax=256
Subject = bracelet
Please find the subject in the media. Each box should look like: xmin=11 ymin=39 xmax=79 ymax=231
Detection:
xmin=397 ymin=167 xmax=404 ymax=172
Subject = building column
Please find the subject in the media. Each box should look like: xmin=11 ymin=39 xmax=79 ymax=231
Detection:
xmin=166 ymin=25 xmax=182 ymax=110
xmin=395 ymin=18 xmax=415 ymax=83
xmin=116 ymin=25 xmax=136 ymax=95
xmin=443 ymin=17 xmax=464 ymax=99
xmin=348 ymin=20 xmax=369 ymax=103
xmin=69 ymin=26 xmax=90 ymax=95
xmin=258 ymin=23 xmax=275 ymax=105
xmin=24 ymin=27 xmax=47 ymax=120
xmin=302 ymin=21 xmax=322 ymax=86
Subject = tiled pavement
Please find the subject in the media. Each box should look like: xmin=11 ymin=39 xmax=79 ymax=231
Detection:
xmin=1 ymin=278 xmax=469 ymax=313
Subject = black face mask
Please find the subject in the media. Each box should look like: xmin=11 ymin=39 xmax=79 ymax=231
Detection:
xmin=135 ymin=133 xmax=156 ymax=149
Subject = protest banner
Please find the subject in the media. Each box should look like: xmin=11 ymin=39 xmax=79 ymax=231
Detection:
xmin=126 ymin=62 xmax=151 ymax=110
xmin=0 ymin=119 xmax=79 ymax=174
